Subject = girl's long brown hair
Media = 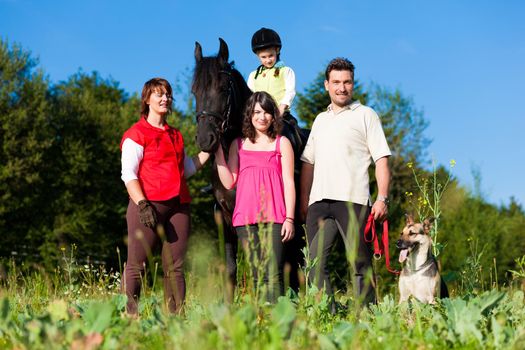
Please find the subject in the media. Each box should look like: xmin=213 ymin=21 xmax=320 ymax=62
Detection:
xmin=242 ymin=91 xmax=282 ymax=143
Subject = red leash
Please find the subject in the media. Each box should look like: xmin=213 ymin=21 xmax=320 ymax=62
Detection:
xmin=364 ymin=214 xmax=400 ymax=275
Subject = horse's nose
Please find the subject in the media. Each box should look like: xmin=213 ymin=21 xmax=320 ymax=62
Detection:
xmin=197 ymin=130 xmax=218 ymax=152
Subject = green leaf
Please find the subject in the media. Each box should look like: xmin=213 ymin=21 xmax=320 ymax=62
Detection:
xmin=82 ymin=301 xmax=115 ymax=333
xmin=47 ymin=299 xmax=69 ymax=322
xmin=0 ymin=297 xmax=9 ymax=322
xmin=318 ymin=334 xmax=337 ymax=350
xmin=270 ymin=297 xmax=296 ymax=338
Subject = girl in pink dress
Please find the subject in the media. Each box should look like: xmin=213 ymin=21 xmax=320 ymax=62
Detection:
xmin=215 ymin=91 xmax=295 ymax=300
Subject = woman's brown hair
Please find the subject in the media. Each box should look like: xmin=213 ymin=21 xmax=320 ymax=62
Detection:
xmin=140 ymin=78 xmax=173 ymax=116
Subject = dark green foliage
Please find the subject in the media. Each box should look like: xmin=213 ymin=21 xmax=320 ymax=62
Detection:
xmin=40 ymin=71 xmax=136 ymax=266
xmin=0 ymin=40 xmax=54 ymax=260
xmin=294 ymin=72 xmax=330 ymax=127
xmin=440 ymin=194 xmax=525 ymax=289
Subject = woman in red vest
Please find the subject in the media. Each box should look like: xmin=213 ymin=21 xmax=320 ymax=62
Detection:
xmin=120 ymin=78 xmax=209 ymax=315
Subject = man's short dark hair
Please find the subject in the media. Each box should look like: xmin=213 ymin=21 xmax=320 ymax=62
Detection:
xmin=325 ymin=58 xmax=355 ymax=81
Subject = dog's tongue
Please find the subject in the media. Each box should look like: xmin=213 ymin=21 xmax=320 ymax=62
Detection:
xmin=399 ymin=249 xmax=408 ymax=263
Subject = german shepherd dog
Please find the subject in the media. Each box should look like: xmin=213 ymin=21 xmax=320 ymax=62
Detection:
xmin=396 ymin=215 xmax=445 ymax=304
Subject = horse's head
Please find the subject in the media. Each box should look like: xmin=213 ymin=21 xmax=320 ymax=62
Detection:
xmin=192 ymin=38 xmax=247 ymax=153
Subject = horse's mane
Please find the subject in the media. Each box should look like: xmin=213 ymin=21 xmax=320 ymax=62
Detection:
xmin=230 ymin=67 xmax=252 ymax=106
xmin=191 ymin=57 xmax=223 ymax=99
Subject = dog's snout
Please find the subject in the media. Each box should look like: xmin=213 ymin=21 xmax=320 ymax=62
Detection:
xmin=396 ymin=239 xmax=403 ymax=249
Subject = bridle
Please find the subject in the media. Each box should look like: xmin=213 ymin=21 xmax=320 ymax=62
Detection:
xmin=195 ymin=67 xmax=238 ymax=136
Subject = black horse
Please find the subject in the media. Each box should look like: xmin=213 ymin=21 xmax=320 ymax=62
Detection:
xmin=192 ymin=38 xmax=308 ymax=297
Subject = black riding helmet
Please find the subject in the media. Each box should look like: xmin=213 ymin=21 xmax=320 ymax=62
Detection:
xmin=251 ymin=28 xmax=282 ymax=53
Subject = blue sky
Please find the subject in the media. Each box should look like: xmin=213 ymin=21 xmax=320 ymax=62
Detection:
xmin=1 ymin=0 xmax=524 ymax=206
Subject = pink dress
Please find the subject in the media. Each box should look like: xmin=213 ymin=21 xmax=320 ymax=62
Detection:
xmin=232 ymin=136 xmax=286 ymax=227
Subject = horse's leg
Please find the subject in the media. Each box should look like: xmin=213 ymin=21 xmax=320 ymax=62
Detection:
xmin=283 ymin=223 xmax=305 ymax=293
xmin=214 ymin=204 xmax=238 ymax=303
xmin=223 ymin=222 xmax=238 ymax=303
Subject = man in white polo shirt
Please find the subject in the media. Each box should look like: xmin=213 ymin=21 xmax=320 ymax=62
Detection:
xmin=300 ymin=57 xmax=391 ymax=308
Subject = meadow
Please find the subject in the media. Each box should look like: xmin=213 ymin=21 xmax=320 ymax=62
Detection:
xmin=1 ymin=233 xmax=524 ymax=350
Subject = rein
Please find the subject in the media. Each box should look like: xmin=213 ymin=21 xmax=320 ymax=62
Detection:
xmin=363 ymin=214 xmax=400 ymax=275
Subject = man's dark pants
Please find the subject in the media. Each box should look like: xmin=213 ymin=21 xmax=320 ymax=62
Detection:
xmin=306 ymin=199 xmax=376 ymax=305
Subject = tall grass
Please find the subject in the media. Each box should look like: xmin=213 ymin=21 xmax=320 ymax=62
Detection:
xmin=1 ymin=230 xmax=525 ymax=349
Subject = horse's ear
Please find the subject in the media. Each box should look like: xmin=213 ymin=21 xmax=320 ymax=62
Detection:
xmin=195 ymin=42 xmax=203 ymax=63
xmin=218 ymin=38 xmax=229 ymax=66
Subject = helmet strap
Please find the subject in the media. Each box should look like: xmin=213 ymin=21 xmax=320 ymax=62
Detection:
xmin=254 ymin=64 xmax=264 ymax=80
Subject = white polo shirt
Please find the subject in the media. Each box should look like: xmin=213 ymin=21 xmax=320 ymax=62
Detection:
xmin=300 ymin=100 xmax=391 ymax=206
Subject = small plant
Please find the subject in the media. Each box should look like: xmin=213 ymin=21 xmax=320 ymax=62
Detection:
xmin=509 ymin=255 xmax=525 ymax=290
xmin=406 ymin=159 xmax=455 ymax=257
xmin=60 ymin=244 xmax=80 ymax=296
xmin=241 ymin=223 xmax=278 ymax=306
xmin=459 ymin=238 xmax=486 ymax=296
xmin=299 ymin=242 xmax=333 ymax=328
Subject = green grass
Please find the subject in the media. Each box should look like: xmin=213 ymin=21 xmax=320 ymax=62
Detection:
xmin=1 ymin=234 xmax=525 ymax=350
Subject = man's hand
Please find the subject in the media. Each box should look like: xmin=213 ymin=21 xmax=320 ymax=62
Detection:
xmin=371 ymin=199 xmax=388 ymax=222
xmin=138 ymin=199 xmax=157 ymax=228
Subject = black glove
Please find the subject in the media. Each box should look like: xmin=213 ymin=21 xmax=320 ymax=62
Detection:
xmin=138 ymin=200 xmax=157 ymax=228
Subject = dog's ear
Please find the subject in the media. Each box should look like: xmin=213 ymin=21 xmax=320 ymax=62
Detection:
xmin=405 ymin=214 xmax=415 ymax=225
xmin=423 ymin=217 xmax=435 ymax=234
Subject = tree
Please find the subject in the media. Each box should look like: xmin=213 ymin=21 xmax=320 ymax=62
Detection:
xmin=38 ymin=71 xmax=137 ymax=265
xmin=0 ymin=40 xmax=55 ymax=259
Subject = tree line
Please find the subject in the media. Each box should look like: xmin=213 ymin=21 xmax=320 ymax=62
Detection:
xmin=1 ymin=39 xmax=523 ymax=286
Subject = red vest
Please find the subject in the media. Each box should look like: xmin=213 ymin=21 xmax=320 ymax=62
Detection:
xmin=120 ymin=117 xmax=191 ymax=202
